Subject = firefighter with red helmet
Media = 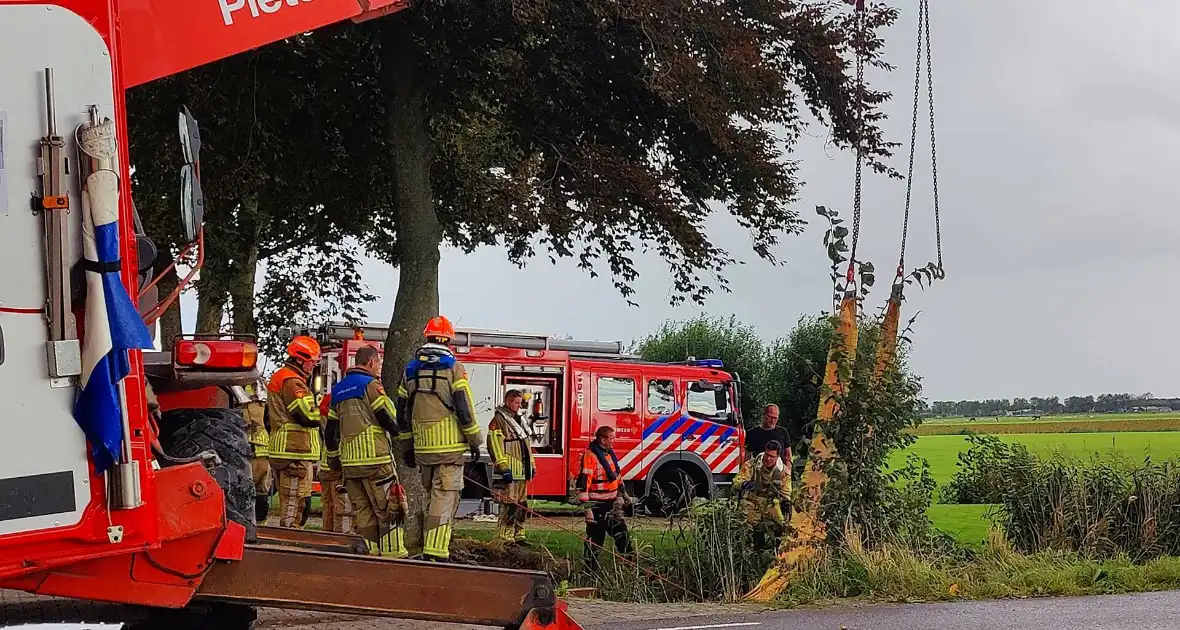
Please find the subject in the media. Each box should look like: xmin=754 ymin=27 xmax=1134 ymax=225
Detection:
xmin=395 ymin=316 xmax=483 ymax=561
xmin=268 ymin=335 xmax=324 ymax=528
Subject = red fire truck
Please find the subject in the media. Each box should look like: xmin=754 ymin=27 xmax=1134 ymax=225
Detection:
xmin=292 ymin=322 xmax=747 ymax=511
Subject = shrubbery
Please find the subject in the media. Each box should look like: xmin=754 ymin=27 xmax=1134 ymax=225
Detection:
xmin=941 ymin=434 xmax=1035 ymax=504
xmin=942 ymin=434 xmax=1180 ymax=561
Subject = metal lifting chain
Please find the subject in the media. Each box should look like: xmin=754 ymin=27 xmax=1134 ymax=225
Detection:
xmin=898 ymin=0 xmax=942 ymax=277
xmin=847 ymin=4 xmax=868 ymax=282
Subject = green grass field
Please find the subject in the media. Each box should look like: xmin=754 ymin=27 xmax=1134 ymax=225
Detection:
xmin=895 ymin=431 xmax=1180 ymax=485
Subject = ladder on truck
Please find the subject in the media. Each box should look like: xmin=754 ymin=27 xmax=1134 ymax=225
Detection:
xmin=301 ymin=321 xmax=633 ymax=357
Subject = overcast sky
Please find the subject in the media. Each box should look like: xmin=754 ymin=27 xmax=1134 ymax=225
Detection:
xmin=181 ymin=0 xmax=1180 ymax=401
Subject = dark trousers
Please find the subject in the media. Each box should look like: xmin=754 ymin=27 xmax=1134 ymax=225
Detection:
xmin=584 ymin=501 xmax=632 ymax=571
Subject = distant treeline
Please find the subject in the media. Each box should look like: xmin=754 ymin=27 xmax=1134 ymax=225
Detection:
xmin=925 ymin=393 xmax=1180 ymax=417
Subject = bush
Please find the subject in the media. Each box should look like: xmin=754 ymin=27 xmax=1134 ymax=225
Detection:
xmin=806 ymin=311 xmax=939 ymax=550
xmin=998 ymin=454 xmax=1180 ymax=561
xmin=942 ymin=436 xmax=1180 ymax=560
xmin=941 ymin=434 xmax=1035 ymax=504
xmin=587 ymin=498 xmax=772 ymax=602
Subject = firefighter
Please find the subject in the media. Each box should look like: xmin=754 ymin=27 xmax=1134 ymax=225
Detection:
xmin=395 ymin=315 xmax=483 ymax=561
xmin=268 ymin=335 xmax=323 ymax=528
xmin=733 ymin=440 xmax=792 ymax=550
xmin=487 ymin=389 xmax=535 ymax=543
xmin=242 ymin=383 xmax=272 ymax=525
xmin=318 ymin=392 xmax=354 ymax=534
xmin=326 ymin=345 xmax=409 ymax=557
xmin=576 ymin=426 xmax=634 ymax=572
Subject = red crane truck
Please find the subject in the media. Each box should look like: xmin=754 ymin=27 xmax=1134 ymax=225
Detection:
xmin=296 ymin=322 xmax=747 ymax=514
xmin=0 ymin=0 xmax=581 ymax=628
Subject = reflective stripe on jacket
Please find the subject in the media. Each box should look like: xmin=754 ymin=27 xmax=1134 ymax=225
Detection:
xmin=267 ymin=364 xmax=322 ymax=461
xmin=331 ymin=370 xmax=397 ymax=468
xmin=488 ymin=407 xmax=534 ymax=480
xmin=243 ymin=400 xmax=270 ymax=457
xmin=397 ymin=345 xmax=481 ymax=456
xmin=734 ymin=453 xmax=791 ymax=502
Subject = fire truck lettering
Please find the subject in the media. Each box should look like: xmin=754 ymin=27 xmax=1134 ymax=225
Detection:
xmin=219 ymin=0 xmax=310 ymax=26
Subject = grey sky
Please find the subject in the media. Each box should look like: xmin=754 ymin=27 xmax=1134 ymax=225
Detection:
xmin=182 ymin=0 xmax=1179 ymax=401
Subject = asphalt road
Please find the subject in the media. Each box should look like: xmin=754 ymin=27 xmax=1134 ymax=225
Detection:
xmin=6 ymin=589 xmax=1180 ymax=629
xmin=579 ymin=591 xmax=1180 ymax=630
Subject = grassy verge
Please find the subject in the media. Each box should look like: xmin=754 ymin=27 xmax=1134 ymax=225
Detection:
xmin=783 ymin=531 xmax=1180 ymax=606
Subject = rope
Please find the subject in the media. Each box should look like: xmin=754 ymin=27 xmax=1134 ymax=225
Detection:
xmin=461 ymin=473 xmax=704 ymax=601
xmin=896 ymin=0 xmax=942 ymax=279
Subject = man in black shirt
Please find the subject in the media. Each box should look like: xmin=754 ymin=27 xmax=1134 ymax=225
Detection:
xmin=745 ymin=404 xmax=792 ymax=465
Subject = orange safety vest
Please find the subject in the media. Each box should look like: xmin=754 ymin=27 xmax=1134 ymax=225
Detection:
xmin=576 ymin=444 xmax=622 ymax=505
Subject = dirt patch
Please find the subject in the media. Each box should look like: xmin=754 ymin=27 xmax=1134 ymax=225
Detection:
xmin=450 ymin=537 xmax=574 ymax=581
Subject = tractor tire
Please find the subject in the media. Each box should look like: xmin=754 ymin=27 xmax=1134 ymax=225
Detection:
xmin=157 ymin=407 xmax=257 ymax=543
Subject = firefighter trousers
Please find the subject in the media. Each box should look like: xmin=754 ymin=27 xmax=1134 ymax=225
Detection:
xmin=319 ymin=469 xmax=355 ymax=534
xmin=345 ymin=474 xmax=408 ymax=558
xmin=420 ymin=463 xmax=463 ymax=560
xmin=585 ymin=501 xmax=632 ymax=572
xmin=742 ymin=496 xmax=786 ymax=550
xmin=251 ymin=456 xmax=272 ymax=524
xmin=495 ymin=481 xmax=529 ymax=542
xmin=271 ymin=459 xmax=314 ymax=528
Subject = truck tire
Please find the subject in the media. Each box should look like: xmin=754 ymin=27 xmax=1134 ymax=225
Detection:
xmin=157 ymin=408 xmax=257 ymax=543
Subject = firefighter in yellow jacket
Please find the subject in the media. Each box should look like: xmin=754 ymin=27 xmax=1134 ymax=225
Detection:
xmin=733 ymin=440 xmax=792 ymax=550
xmin=241 ymin=383 xmax=272 ymax=525
xmin=487 ymin=389 xmax=535 ymax=543
xmin=268 ymin=336 xmax=323 ymax=528
xmin=326 ymin=345 xmax=409 ymax=557
xmin=395 ymin=316 xmax=482 ymax=561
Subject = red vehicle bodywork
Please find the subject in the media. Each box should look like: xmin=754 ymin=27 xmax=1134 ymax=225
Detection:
xmin=320 ymin=336 xmax=745 ymax=502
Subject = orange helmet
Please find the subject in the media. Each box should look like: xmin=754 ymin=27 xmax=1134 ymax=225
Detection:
xmin=423 ymin=316 xmax=456 ymax=341
xmin=287 ymin=335 xmax=321 ymax=362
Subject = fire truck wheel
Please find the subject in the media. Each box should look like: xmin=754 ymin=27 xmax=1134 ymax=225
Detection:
xmin=644 ymin=466 xmax=698 ymax=517
xmin=156 ymin=408 xmax=258 ymax=543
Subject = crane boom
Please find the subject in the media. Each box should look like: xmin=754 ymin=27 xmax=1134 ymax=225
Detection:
xmin=119 ymin=0 xmax=409 ymax=87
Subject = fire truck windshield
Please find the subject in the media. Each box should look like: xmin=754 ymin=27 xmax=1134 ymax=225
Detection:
xmin=687 ymin=381 xmax=734 ymax=423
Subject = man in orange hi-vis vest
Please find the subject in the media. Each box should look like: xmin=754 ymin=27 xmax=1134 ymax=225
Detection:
xmin=575 ymin=425 xmax=634 ymax=571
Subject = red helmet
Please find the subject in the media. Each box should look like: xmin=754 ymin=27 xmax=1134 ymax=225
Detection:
xmin=287 ymin=335 xmax=321 ymax=362
xmin=423 ymin=316 xmax=456 ymax=341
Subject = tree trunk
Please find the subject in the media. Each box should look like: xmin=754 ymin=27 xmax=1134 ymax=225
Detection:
xmin=154 ymin=248 xmax=183 ymax=351
xmin=229 ymin=196 xmax=262 ymax=336
xmin=377 ymin=15 xmax=442 ymax=559
xmin=195 ymin=282 xmax=227 ymax=334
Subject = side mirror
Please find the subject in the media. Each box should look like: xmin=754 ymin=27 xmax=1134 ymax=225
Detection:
xmin=177 ymin=106 xmax=204 ymax=244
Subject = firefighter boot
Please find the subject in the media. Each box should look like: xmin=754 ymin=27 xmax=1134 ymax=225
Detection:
xmin=255 ymin=496 xmax=270 ymax=525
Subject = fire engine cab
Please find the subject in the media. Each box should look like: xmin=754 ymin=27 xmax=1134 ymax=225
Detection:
xmin=292 ymin=321 xmax=747 ymax=512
